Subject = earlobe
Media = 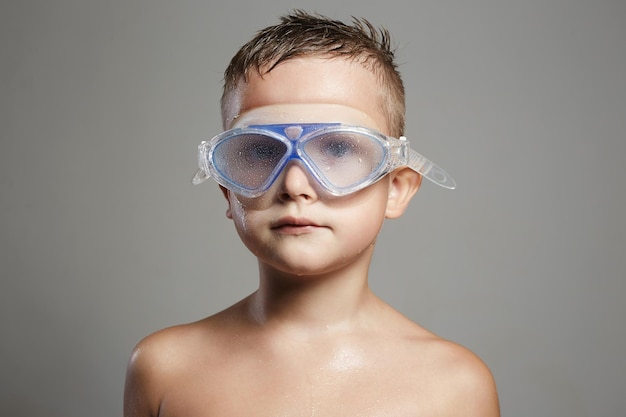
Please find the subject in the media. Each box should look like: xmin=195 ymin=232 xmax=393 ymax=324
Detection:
xmin=220 ymin=186 xmax=233 ymax=219
xmin=385 ymin=168 xmax=422 ymax=219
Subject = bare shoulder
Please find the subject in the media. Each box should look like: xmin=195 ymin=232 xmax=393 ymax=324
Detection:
xmin=126 ymin=321 xmax=208 ymax=374
xmin=123 ymin=317 xmax=225 ymax=417
xmin=405 ymin=328 xmax=500 ymax=417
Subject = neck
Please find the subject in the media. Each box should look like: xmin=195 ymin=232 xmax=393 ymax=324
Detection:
xmin=248 ymin=257 xmax=377 ymax=331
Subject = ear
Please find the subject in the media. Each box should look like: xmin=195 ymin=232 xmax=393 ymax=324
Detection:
xmin=219 ymin=185 xmax=234 ymax=219
xmin=385 ymin=168 xmax=422 ymax=219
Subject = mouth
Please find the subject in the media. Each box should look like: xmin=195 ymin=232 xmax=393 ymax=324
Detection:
xmin=271 ymin=216 xmax=323 ymax=234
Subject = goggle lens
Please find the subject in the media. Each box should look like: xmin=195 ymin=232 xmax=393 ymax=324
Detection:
xmin=302 ymin=132 xmax=385 ymax=188
xmin=212 ymin=134 xmax=288 ymax=190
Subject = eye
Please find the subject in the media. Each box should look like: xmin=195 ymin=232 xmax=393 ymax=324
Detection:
xmin=322 ymin=139 xmax=352 ymax=158
xmin=247 ymin=142 xmax=284 ymax=161
xmin=310 ymin=134 xmax=360 ymax=160
xmin=234 ymin=135 xmax=286 ymax=164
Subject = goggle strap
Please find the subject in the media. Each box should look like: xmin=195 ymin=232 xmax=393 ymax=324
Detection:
xmin=192 ymin=168 xmax=209 ymax=185
xmin=408 ymin=149 xmax=457 ymax=190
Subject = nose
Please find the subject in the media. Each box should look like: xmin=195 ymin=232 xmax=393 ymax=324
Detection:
xmin=278 ymin=161 xmax=319 ymax=202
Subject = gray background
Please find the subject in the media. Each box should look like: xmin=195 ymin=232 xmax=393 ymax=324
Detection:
xmin=1 ymin=1 xmax=624 ymax=416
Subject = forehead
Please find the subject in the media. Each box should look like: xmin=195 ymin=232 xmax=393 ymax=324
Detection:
xmin=231 ymin=104 xmax=380 ymax=130
xmin=225 ymin=57 xmax=389 ymax=133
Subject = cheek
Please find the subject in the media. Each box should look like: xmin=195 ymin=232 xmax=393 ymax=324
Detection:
xmin=331 ymin=185 xmax=389 ymax=237
xmin=331 ymin=208 xmax=385 ymax=261
xmin=227 ymin=193 xmax=271 ymax=238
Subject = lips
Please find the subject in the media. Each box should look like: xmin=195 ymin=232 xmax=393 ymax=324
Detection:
xmin=271 ymin=216 xmax=322 ymax=234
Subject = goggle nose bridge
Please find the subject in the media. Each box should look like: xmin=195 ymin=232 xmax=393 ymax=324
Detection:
xmin=261 ymin=123 xmax=347 ymax=175
xmin=274 ymin=134 xmax=319 ymax=180
xmin=283 ymin=125 xmax=304 ymax=140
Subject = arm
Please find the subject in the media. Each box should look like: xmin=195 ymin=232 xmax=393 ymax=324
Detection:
xmin=123 ymin=339 xmax=164 ymax=417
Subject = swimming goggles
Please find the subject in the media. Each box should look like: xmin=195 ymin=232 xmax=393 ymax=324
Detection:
xmin=192 ymin=123 xmax=456 ymax=197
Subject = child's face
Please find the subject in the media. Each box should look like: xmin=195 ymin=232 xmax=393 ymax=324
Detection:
xmin=221 ymin=57 xmax=416 ymax=276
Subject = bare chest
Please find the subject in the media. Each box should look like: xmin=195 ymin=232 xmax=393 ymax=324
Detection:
xmin=157 ymin=357 xmax=438 ymax=417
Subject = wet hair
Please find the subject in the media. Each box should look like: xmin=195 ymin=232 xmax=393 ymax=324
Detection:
xmin=221 ymin=10 xmax=406 ymax=137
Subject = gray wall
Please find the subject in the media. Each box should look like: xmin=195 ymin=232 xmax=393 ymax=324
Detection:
xmin=1 ymin=1 xmax=625 ymax=416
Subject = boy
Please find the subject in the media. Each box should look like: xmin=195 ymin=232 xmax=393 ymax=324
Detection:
xmin=124 ymin=11 xmax=499 ymax=417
